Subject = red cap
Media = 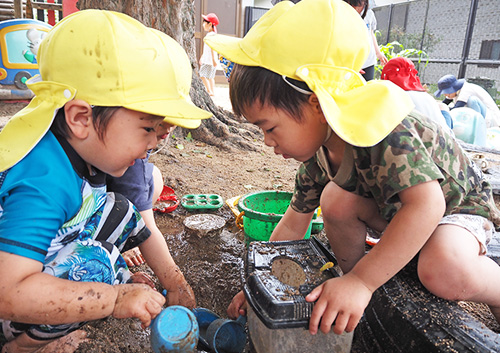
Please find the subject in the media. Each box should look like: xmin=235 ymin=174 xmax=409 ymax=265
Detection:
xmin=381 ymin=57 xmax=425 ymax=92
xmin=202 ymin=13 xmax=219 ymax=33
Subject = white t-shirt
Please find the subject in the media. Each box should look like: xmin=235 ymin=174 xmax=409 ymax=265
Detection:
xmin=200 ymin=32 xmax=216 ymax=66
xmin=406 ymin=90 xmax=450 ymax=131
xmin=456 ymin=82 xmax=500 ymax=128
xmin=362 ymin=9 xmax=377 ymax=69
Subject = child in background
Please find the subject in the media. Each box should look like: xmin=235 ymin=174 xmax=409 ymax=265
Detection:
xmin=110 ymin=121 xmax=196 ymax=307
xmin=381 ymin=57 xmax=453 ymax=130
xmin=206 ymin=0 xmax=500 ymax=336
xmin=0 ymin=10 xmax=211 ymax=353
xmin=110 ymin=121 xmax=175 ymax=269
xmin=199 ymin=13 xmax=220 ymax=96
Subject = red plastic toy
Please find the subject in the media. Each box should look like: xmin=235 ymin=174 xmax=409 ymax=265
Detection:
xmin=153 ymin=186 xmax=180 ymax=213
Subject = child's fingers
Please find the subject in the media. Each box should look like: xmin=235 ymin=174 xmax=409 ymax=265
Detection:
xmin=305 ymin=282 xmax=325 ymax=303
xmin=227 ymin=291 xmax=246 ymax=319
xmin=344 ymin=312 xmax=362 ymax=333
xmin=129 ymin=272 xmax=156 ymax=289
xmin=140 ymin=297 xmax=164 ymax=329
xmin=331 ymin=311 xmax=348 ymax=335
xmin=308 ymin=298 xmax=327 ymax=335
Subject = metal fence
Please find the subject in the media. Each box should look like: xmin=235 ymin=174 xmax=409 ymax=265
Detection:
xmin=373 ymin=0 xmax=500 ymax=98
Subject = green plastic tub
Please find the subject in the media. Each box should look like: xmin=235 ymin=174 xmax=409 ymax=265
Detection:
xmin=237 ymin=191 xmax=312 ymax=242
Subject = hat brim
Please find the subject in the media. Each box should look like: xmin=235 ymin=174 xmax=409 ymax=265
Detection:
xmin=0 ymin=95 xmax=63 ymax=172
xmin=125 ymin=98 xmax=212 ymax=129
xmin=204 ymin=34 xmax=260 ymax=68
xmin=434 ymin=78 xmax=465 ymax=97
xmin=315 ymin=82 xmax=413 ymax=147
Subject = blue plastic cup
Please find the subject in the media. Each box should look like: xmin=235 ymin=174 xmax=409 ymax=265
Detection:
xmin=206 ymin=315 xmax=247 ymax=353
xmin=192 ymin=307 xmax=220 ymax=351
xmin=150 ymin=305 xmax=199 ymax=353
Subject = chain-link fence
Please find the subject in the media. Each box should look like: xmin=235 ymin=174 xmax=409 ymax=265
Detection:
xmin=373 ymin=0 xmax=500 ymax=99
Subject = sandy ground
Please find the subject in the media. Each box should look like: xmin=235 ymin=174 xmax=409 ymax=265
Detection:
xmin=1 ymin=85 xmax=500 ymax=352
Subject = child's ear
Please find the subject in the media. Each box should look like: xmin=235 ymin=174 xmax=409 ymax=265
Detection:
xmin=308 ymin=94 xmax=327 ymax=123
xmin=64 ymin=100 xmax=93 ymax=139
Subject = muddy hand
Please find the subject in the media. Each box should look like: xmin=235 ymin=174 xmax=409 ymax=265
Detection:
xmin=165 ymin=279 xmax=196 ymax=309
xmin=113 ymin=283 xmax=166 ymax=329
xmin=129 ymin=271 xmax=156 ymax=289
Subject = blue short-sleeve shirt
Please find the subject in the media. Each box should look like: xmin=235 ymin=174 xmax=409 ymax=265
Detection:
xmin=0 ymin=132 xmax=82 ymax=262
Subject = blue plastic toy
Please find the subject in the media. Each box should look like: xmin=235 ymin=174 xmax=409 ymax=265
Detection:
xmin=150 ymin=305 xmax=199 ymax=353
xmin=0 ymin=19 xmax=52 ymax=98
xmin=192 ymin=307 xmax=247 ymax=353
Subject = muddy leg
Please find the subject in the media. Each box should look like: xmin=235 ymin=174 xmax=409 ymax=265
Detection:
xmin=1 ymin=330 xmax=88 ymax=353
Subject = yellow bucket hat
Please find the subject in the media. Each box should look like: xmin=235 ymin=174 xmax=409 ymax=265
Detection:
xmin=204 ymin=0 xmax=413 ymax=147
xmin=0 ymin=10 xmax=211 ymax=172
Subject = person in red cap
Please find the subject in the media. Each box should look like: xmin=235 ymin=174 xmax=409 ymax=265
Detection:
xmin=382 ymin=57 xmax=453 ymax=130
xmin=199 ymin=13 xmax=220 ymax=96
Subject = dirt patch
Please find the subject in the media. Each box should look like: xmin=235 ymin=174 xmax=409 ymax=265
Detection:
xmin=1 ymin=99 xmax=500 ymax=352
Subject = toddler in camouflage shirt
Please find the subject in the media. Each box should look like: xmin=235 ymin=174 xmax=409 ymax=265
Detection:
xmin=205 ymin=0 xmax=500 ymax=336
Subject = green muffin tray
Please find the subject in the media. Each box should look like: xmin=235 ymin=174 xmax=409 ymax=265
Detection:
xmin=181 ymin=194 xmax=224 ymax=210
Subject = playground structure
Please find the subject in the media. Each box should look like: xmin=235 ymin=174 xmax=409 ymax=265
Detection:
xmin=0 ymin=18 xmax=51 ymax=99
xmin=0 ymin=0 xmax=77 ymax=100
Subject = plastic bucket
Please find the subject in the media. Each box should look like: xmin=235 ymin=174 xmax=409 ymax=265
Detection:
xmin=150 ymin=306 xmax=199 ymax=353
xmin=237 ymin=191 xmax=312 ymax=242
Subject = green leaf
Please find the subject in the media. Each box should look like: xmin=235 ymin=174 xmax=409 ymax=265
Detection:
xmin=185 ymin=132 xmax=193 ymax=142
xmin=175 ymin=144 xmax=184 ymax=150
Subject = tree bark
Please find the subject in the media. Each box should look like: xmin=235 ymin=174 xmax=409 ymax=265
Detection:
xmin=77 ymin=0 xmax=260 ymax=151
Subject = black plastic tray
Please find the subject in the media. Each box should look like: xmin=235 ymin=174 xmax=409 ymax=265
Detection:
xmin=243 ymin=236 xmax=339 ymax=329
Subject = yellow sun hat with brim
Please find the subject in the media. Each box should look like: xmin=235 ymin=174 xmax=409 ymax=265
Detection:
xmin=204 ymin=0 xmax=413 ymax=147
xmin=0 ymin=10 xmax=212 ymax=172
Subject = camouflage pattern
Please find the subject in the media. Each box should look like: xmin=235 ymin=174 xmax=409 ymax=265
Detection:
xmin=290 ymin=110 xmax=500 ymax=230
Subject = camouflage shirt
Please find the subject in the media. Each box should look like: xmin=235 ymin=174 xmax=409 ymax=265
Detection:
xmin=290 ymin=111 xmax=500 ymax=229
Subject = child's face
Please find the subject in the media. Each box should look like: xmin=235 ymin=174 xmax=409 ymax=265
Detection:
xmin=86 ymin=108 xmax=163 ymax=177
xmin=157 ymin=121 xmax=175 ymax=142
xmin=242 ymin=100 xmax=328 ymax=162
xmin=353 ymin=5 xmax=365 ymax=15
xmin=202 ymin=20 xmax=213 ymax=32
xmin=445 ymin=91 xmax=457 ymax=99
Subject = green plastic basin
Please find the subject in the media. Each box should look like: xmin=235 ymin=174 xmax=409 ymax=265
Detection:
xmin=237 ymin=191 xmax=312 ymax=242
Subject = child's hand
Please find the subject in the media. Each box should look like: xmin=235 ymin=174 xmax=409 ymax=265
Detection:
xmin=112 ymin=283 xmax=166 ymax=329
xmin=165 ymin=278 xmax=196 ymax=309
xmin=227 ymin=290 xmax=247 ymax=319
xmin=305 ymin=273 xmax=373 ymax=335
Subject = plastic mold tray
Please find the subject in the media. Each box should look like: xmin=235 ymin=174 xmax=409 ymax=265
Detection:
xmin=181 ymin=194 xmax=224 ymax=210
xmin=243 ymin=236 xmax=339 ymax=329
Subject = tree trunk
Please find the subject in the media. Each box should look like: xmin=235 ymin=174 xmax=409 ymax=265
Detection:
xmin=77 ymin=0 xmax=260 ymax=151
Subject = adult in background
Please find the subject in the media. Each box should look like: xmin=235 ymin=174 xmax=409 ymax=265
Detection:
xmin=435 ymin=74 xmax=500 ymax=128
xmin=344 ymin=0 xmax=388 ymax=80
